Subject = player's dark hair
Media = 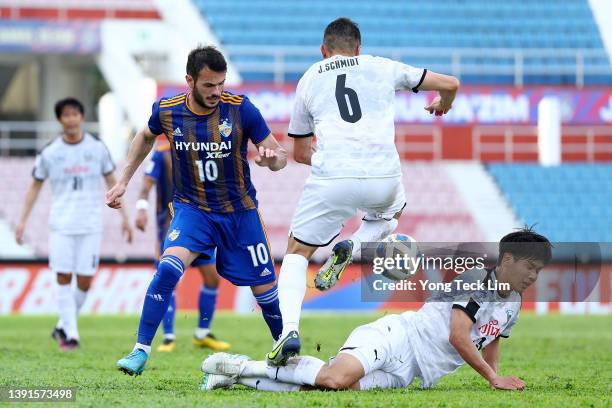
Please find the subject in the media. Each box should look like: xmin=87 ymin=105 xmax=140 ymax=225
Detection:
xmin=54 ymin=97 xmax=84 ymax=120
xmin=497 ymin=226 xmax=552 ymax=266
xmin=186 ymin=45 xmax=227 ymax=79
xmin=323 ymin=17 xmax=361 ymax=54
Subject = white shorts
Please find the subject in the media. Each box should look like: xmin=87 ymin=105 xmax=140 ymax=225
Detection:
xmin=49 ymin=232 xmax=101 ymax=276
xmin=290 ymin=176 xmax=406 ymax=246
xmin=337 ymin=313 xmax=421 ymax=389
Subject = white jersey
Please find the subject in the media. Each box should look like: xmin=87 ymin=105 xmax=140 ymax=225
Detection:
xmin=400 ymin=268 xmax=521 ymax=388
xmin=32 ymin=133 xmax=115 ymax=234
xmin=288 ymin=54 xmax=426 ymax=179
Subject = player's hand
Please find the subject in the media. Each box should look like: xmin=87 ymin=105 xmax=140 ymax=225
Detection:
xmin=135 ymin=209 xmax=148 ymax=232
xmin=15 ymin=222 xmax=25 ymax=245
xmin=425 ymin=96 xmax=452 ymax=116
xmin=106 ymin=183 xmax=127 ymax=209
xmin=490 ymin=375 xmax=525 ymax=391
xmin=254 ymin=146 xmax=278 ymax=168
xmin=122 ymin=219 xmax=133 ymax=243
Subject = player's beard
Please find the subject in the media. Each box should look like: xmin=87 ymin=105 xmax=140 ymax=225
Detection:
xmin=192 ymin=87 xmax=219 ymax=110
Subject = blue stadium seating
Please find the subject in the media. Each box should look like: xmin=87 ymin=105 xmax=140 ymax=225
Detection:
xmin=487 ymin=164 xmax=612 ymax=242
xmin=194 ymin=0 xmax=609 ymax=84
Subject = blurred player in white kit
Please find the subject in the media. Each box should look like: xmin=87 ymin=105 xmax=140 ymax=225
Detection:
xmin=15 ymin=97 xmax=133 ymax=350
xmin=267 ymin=17 xmax=461 ymax=365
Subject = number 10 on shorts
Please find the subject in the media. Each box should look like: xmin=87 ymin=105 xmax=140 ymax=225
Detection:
xmin=247 ymin=243 xmax=269 ymax=266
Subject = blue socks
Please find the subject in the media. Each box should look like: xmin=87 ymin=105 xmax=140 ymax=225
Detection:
xmin=254 ymin=285 xmax=283 ymax=341
xmin=162 ymin=285 xmax=218 ymax=338
xmin=138 ymin=256 xmax=280 ymax=346
xmin=198 ymin=285 xmax=218 ymax=329
xmin=137 ymin=255 xmax=184 ymax=346
xmin=161 ymin=292 xmax=176 ymax=338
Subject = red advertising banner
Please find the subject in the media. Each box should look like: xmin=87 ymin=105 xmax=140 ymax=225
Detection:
xmin=158 ymin=84 xmax=612 ymax=126
xmin=1 ymin=263 xmax=610 ymax=315
xmin=157 ymin=84 xmax=612 ymax=162
xmin=0 ymin=264 xmax=239 ymax=315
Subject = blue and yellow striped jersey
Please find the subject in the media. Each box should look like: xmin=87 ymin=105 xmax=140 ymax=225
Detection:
xmin=147 ymin=92 xmax=271 ymax=213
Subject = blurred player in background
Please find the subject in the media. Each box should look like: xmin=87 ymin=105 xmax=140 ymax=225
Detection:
xmin=15 ymin=97 xmax=133 ymax=350
xmin=202 ymin=228 xmax=551 ymax=392
xmin=269 ymin=17 xmax=461 ymax=365
xmin=135 ymin=137 xmax=230 ymax=352
xmin=107 ymin=46 xmax=287 ymax=376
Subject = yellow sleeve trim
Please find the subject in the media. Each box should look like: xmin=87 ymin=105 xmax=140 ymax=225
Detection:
xmin=160 ymin=100 xmax=185 ymax=108
xmin=221 ymin=93 xmax=243 ymax=104
xmin=161 ymin=93 xmax=186 ymax=104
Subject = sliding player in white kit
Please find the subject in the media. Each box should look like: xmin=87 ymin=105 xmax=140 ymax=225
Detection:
xmin=267 ymin=17 xmax=461 ymax=365
xmin=201 ymin=228 xmax=551 ymax=392
xmin=15 ymin=97 xmax=133 ymax=350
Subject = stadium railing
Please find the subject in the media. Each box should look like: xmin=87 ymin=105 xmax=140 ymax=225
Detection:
xmin=2 ymin=122 xmax=612 ymax=163
xmin=0 ymin=0 xmax=160 ymax=19
xmin=472 ymin=125 xmax=612 ymax=161
xmin=226 ymin=45 xmax=611 ymax=86
xmin=0 ymin=121 xmax=99 ymax=156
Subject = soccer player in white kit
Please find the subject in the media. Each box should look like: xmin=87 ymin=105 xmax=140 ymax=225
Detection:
xmin=267 ymin=17 xmax=460 ymax=365
xmin=201 ymin=228 xmax=551 ymax=392
xmin=15 ymin=98 xmax=133 ymax=350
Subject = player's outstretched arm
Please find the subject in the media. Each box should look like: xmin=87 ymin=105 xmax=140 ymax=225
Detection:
xmin=482 ymin=336 xmax=500 ymax=374
xmin=418 ymin=71 xmax=460 ymax=116
xmin=105 ymin=125 xmax=156 ymax=209
xmin=449 ymin=309 xmax=525 ymax=391
xmin=15 ymin=179 xmax=43 ymax=245
xmin=254 ymin=134 xmax=287 ymax=171
xmin=293 ymin=136 xmax=314 ymax=166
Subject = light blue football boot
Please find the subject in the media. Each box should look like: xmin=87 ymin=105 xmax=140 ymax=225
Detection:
xmin=117 ymin=349 xmax=148 ymax=376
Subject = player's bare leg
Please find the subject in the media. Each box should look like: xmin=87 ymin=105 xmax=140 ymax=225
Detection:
xmin=312 ymin=353 xmax=365 ymax=390
xmin=75 ymin=275 xmax=92 ymax=316
xmin=316 ymin=209 xmax=403 ymax=291
xmin=310 ymin=354 xmax=406 ymax=391
xmin=117 ymin=246 xmax=198 ymax=375
xmin=191 ymin=264 xmax=231 ymax=351
xmin=268 ymin=237 xmax=317 ymax=366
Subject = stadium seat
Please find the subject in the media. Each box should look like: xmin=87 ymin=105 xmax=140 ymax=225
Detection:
xmin=195 ymin=0 xmax=608 ymax=84
xmin=487 ymin=163 xmax=612 ymax=242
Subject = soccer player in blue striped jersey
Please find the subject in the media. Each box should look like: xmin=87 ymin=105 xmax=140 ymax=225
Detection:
xmin=135 ymin=139 xmax=230 ymax=353
xmin=107 ymin=46 xmax=287 ymax=376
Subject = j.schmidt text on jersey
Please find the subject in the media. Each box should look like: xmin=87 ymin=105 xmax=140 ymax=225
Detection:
xmin=318 ymin=57 xmax=359 ymax=73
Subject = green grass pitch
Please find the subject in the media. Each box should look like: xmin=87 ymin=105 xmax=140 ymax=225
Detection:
xmin=1 ymin=313 xmax=611 ymax=407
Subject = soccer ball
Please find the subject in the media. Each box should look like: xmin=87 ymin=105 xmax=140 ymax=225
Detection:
xmin=375 ymin=233 xmax=420 ymax=281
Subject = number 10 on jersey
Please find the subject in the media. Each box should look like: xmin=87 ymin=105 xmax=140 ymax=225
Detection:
xmin=195 ymin=160 xmax=218 ymax=182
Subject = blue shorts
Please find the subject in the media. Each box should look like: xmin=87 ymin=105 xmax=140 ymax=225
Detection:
xmin=162 ymin=201 xmax=275 ymax=286
xmin=158 ymin=213 xmax=215 ymax=267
